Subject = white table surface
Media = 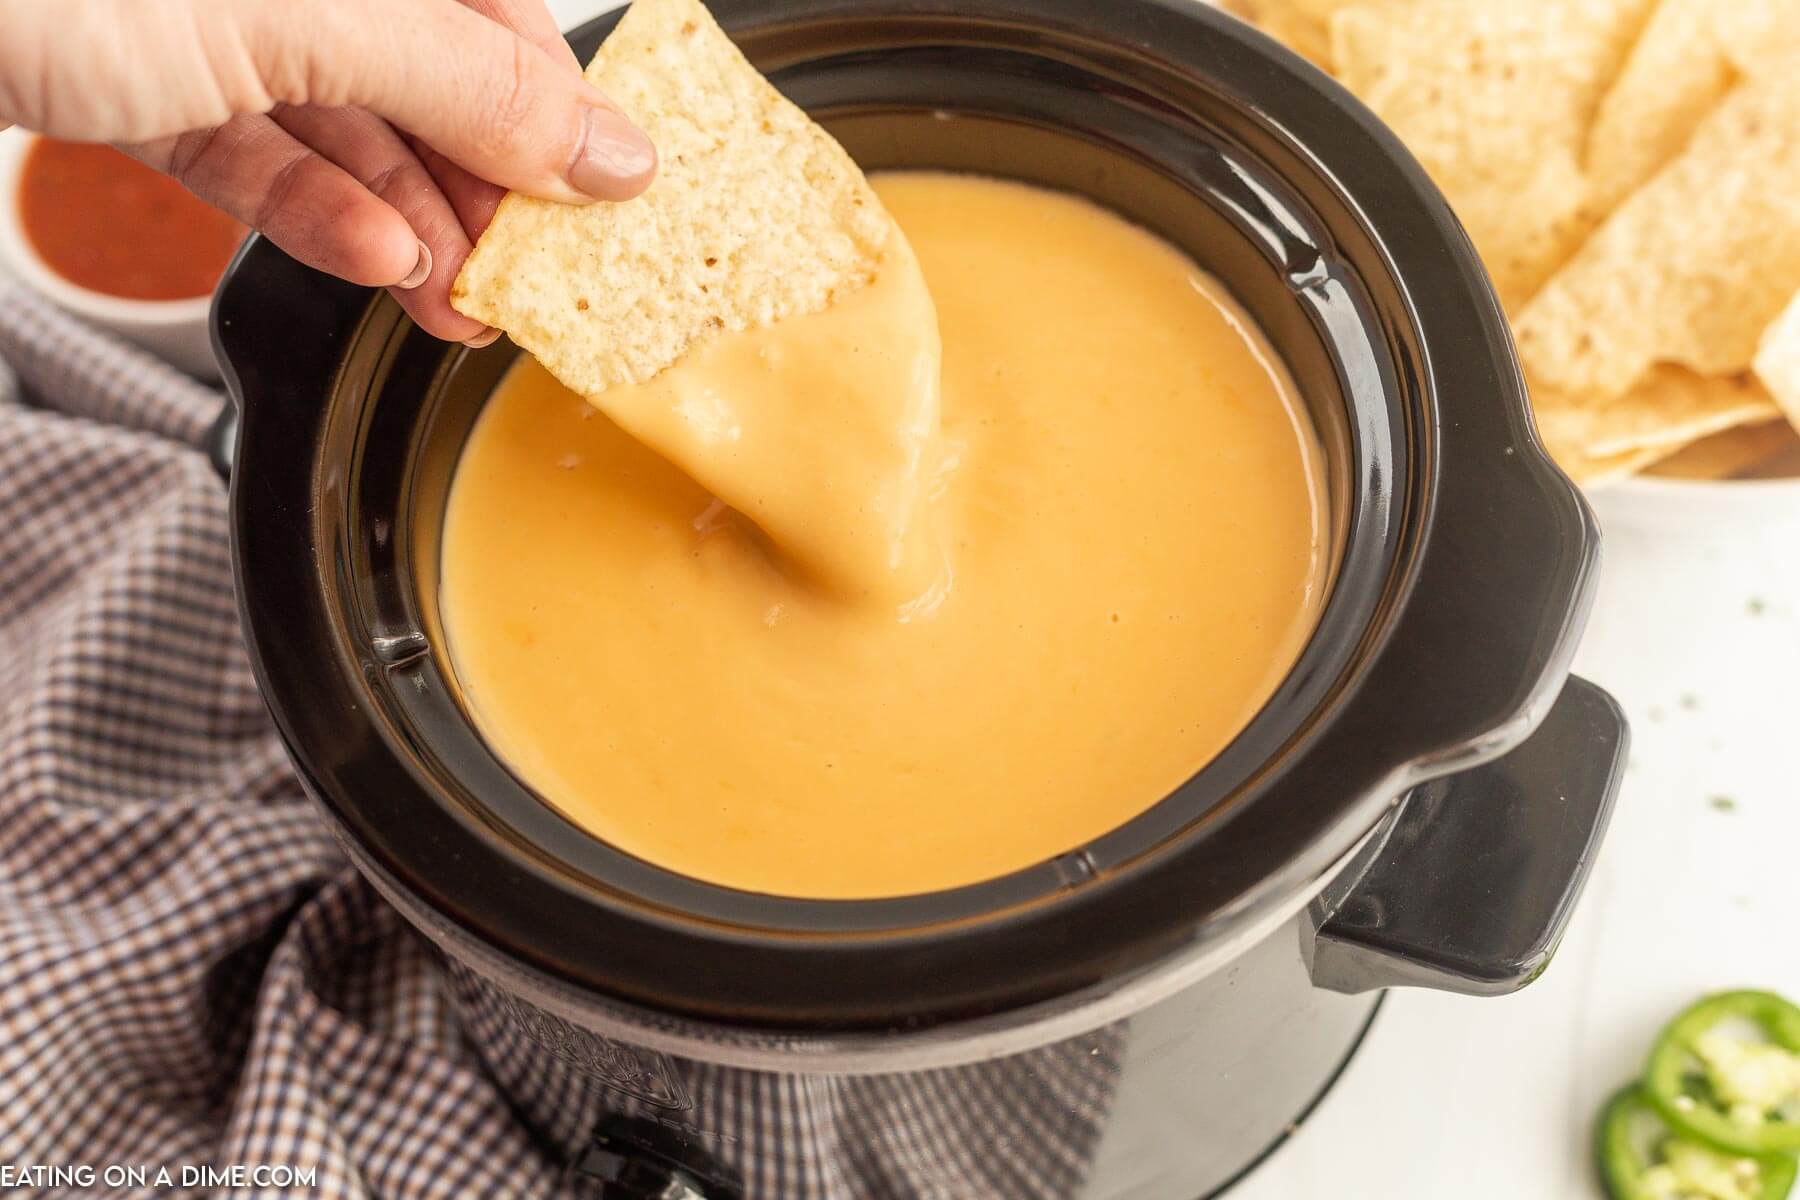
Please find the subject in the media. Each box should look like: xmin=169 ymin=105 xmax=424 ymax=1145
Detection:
xmin=10 ymin=4 xmax=1799 ymax=1190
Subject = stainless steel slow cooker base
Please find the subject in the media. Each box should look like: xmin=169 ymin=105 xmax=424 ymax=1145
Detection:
xmin=385 ymin=836 xmax=1385 ymax=1200
xmin=324 ymin=804 xmax=1384 ymax=1197
xmin=1086 ymin=943 xmax=1381 ymax=1200
xmin=450 ymin=918 xmax=1380 ymax=1200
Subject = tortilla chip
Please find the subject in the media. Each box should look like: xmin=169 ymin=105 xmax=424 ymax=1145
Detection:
xmin=1583 ymin=0 xmax=1736 ymax=216
xmin=1514 ymin=75 xmax=1800 ymax=403
xmin=1541 ymin=434 xmax=1668 ymax=488
xmin=1754 ymin=290 xmax=1800 ymax=431
xmin=1586 ymin=0 xmax=1800 ymax=216
xmin=1329 ymin=0 xmax=1655 ymax=312
xmin=1535 ymin=366 xmax=1780 ymax=462
xmin=1283 ymin=0 xmax=1377 ymax=20
xmin=1742 ymin=430 xmax=1800 ymax=479
xmin=452 ymin=0 xmax=892 ymax=394
xmin=1645 ymin=419 xmax=1800 ymax=481
xmin=1227 ymin=0 xmax=1366 ymax=68
xmin=1251 ymin=11 xmax=1333 ymax=68
xmin=1713 ymin=1 xmax=1800 ymax=78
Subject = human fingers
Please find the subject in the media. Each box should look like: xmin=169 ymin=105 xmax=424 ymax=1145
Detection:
xmin=3 ymin=0 xmax=654 ymax=204
xmin=272 ymin=105 xmax=486 ymax=342
xmin=129 ymin=115 xmax=426 ymax=290
xmin=454 ymin=0 xmax=581 ymax=69
xmin=225 ymin=0 xmax=655 ymax=203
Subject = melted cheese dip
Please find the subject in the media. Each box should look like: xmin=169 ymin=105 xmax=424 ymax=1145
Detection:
xmin=439 ymin=172 xmax=1327 ymax=899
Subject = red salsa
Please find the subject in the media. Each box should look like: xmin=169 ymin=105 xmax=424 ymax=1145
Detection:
xmin=17 ymin=138 xmax=243 ymax=301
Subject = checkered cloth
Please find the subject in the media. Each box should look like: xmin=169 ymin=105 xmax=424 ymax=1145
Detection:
xmin=0 ymin=280 xmax=1122 ymax=1199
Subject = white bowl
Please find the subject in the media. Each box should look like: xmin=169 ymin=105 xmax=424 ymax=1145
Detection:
xmin=1594 ymin=473 xmax=1800 ymax=536
xmin=0 ymin=128 xmax=221 ymax=381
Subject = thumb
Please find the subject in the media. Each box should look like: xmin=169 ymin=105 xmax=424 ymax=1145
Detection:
xmin=228 ymin=0 xmax=656 ymax=203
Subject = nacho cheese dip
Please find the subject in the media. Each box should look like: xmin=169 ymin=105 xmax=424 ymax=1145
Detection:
xmin=439 ymin=172 xmax=1327 ymax=899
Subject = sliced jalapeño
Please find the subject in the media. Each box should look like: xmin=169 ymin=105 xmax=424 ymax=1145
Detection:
xmin=1647 ymin=992 xmax=1800 ymax=1156
xmin=1600 ymin=1084 xmax=1796 ymax=1200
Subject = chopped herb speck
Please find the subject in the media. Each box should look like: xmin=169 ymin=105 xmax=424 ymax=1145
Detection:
xmin=1749 ymin=597 xmax=1767 ymax=617
xmin=1709 ymin=795 xmax=1738 ymax=813
xmin=1679 ymin=694 xmax=1699 ymax=711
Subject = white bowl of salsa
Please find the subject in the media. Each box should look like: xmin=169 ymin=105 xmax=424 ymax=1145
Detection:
xmin=0 ymin=127 xmax=243 ymax=381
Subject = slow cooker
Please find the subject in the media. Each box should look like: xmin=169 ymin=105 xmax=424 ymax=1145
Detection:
xmin=210 ymin=2 xmax=1628 ymax=1196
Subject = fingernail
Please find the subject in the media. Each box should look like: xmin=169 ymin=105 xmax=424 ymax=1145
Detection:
xmin=569 ymin=107 xmax=657 ymax=201
xmin=397 ymin=241 xmax=432 ymax=290
xmin=463 ymin=328 xmax=502 ymax=349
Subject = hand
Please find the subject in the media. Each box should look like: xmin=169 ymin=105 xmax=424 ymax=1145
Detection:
xmin=0 ymin=0 xmax=656 ymax=343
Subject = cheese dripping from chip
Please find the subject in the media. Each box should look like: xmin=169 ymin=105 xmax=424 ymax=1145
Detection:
xmin=452 ymin=0 xmax=946 ymax=607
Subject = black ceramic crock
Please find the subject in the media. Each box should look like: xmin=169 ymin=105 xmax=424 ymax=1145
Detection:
xmin=211 ymin=2 xmax=1627 ymax=1195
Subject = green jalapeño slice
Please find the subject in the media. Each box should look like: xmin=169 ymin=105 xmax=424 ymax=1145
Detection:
xmin=1647 ymin=992 xmax=1800 ymax=1155
xmin=1600 ymin=1085 xmax=1797 ymax=1200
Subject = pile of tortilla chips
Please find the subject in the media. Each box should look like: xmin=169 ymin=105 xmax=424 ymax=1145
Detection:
xmin=1229 ymin=0 xmax=1800 ymax=484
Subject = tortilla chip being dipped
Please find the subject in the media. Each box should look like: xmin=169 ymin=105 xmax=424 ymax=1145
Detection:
xmin=451 ymin=0 xmax=892 ymax=394
xmin=452 ymin=0 xmax=947 ymax=603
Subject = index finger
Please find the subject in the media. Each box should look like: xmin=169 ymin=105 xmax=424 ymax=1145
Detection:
xmin=457 ymin=0 xmax=581 ymax=68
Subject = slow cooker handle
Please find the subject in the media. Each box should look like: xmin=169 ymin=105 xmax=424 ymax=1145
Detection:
xmin=1304 ymin=675 xmax=1625 ymax=996
xmin=207 ymin=230 xmax=373 ymax=482
xmin=205 ymin=401 xmax=236 ymax=481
